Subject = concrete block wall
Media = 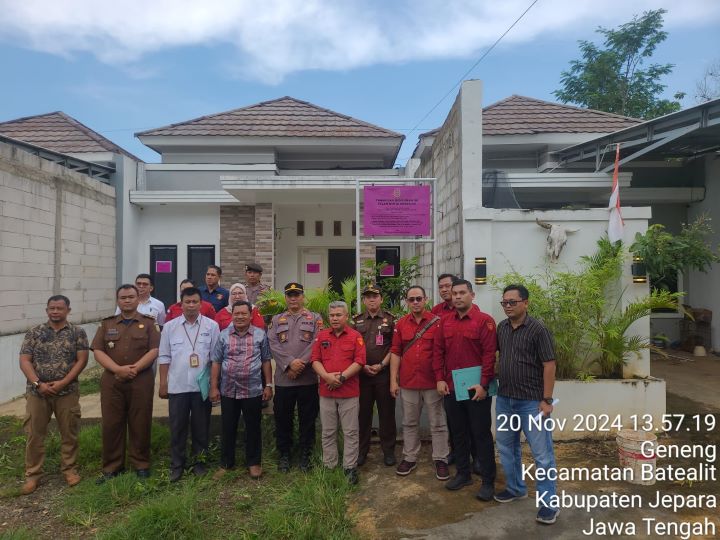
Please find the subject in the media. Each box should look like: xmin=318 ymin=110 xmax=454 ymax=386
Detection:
xmin=414 ymin=92 xmax=464 ymax=291
xmin=0 ymin=141 xmax=116 ymax=335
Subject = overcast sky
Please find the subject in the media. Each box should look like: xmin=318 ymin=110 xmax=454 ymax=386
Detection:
xmin=1 ymin=0 xmax=718 ymax=163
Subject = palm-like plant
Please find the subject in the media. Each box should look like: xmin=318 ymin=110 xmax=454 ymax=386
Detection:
xmin=492 ymin=237 xmax=682 ymax=379
xmin=589 ymin=288 xmax=680 ymax=377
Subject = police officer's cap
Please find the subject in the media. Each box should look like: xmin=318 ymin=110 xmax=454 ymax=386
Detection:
xmin=284 ymin=282 xmax=304 ymax=295
xmin=245 ymin=262 xmax=263 ymax=273
xmin=361 ymin=284 xmax=382 ymax=296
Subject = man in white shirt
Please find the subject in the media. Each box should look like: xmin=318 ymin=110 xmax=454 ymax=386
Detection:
xmin=158 ymin=286 xmax=220 ymax=482
xmin=115 ymin=274 xmax=166 ymax=326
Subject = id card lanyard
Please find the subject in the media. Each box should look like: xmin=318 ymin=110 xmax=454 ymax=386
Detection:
xmin=182 ymin=316 xmax=202 ymax=367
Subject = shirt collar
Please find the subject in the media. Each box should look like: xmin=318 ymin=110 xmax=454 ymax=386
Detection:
xmin=454 ymin=305 xmax=479 ymax=320
xmin=331 ymin=325 xmax=349 ymax=337
xmin=511 ymin=313 xmax=530 ymax=328
xmin=44 ymin=321 xmax=70 ymax=332
xmin=114 ymin=311 xmax=140 ymax=323
xmin=182 ymin=314 xmax=203 ymax=326
xmin=364 ymin=310 xmax=383 ymax=319
xmin=230 ymin=324 xmax=252 ymax=337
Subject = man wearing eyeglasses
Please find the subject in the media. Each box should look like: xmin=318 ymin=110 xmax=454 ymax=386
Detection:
xmin=433 ymin=278 xmax=497 ymax=500
xmin=114 ymin=274 xmax=166 ymax=326
xmin=494 ymin=284 xmax=559 ymax=526
xmin=389 ymin=286 xmax=449 ymax=481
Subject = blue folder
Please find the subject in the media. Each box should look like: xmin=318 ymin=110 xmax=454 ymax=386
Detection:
xmin=196 ymin=363 xmax=211 ymax=401
xmin=452 ymin=366 xmax=498 ymax=401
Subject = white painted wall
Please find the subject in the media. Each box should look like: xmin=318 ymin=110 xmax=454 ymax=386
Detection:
xmin=117 ymin=156 xmax=142 ymax=285
xmin=462 ymin=206 xmax=652 ymax=376
xmin=134 ymin=204 xmax=220 ymax=289
xmin=274 ymin=204 xmax=356 ymax=287
xmin=687 ymin=155 xmax=720 ymax=351
xmin=0 ymin=322 xmax=100 ymax=404
xmin=550 ymin=379 xmax=666 ymax=440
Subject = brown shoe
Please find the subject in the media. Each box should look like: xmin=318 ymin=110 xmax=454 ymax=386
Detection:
xmin=395 ymin=460 xmax=417 ymax=476
xmin=248 ymin=465 xmax=262 ymax=479
xmin=434 ymin=460 xmax=450 ymax=481
xmin=21 ymin=478 xmax=38 ymax=495
xmin=65 ymin=472 xmax=81 ymax=487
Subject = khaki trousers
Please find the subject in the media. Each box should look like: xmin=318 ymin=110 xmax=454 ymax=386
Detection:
xmin=319 ymin=396 xmax=359 ymax=469
xmin=400 ymin=388 xmax=449 ymax=463
xmin=24 ymin=391 xmax=81 ymax=480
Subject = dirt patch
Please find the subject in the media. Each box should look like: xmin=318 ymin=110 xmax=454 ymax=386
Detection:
xmin=352 ymin=395 xmax=720 ymax=539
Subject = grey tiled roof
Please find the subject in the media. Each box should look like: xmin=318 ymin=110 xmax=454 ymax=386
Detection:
xmin=0 ymin=111 xmax=140 ymax=161
xmin=420 ymin=95 xmax=640 ymax=137
xmin=137 ymin=96 xmax=404 ymax=139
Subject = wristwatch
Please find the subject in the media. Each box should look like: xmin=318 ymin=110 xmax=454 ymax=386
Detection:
xmin=32 ymin=380 xmax=41 ymax=389
xmin=543 ymin=397 xmax=554 ymax=405
xmin=265 ymin=383 xmax=274 ymax=388
xmin=339 ymin=374 xmax=346 ymax=383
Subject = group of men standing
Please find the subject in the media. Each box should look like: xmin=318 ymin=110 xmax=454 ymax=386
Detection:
xmin=18 ymin=265 xmax=559 ymax=525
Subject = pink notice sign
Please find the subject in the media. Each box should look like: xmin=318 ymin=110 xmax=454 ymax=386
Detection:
xmin=306 ymin=263 xmax=320 ymax=274
xmin=380 ymin=265 xmax=395 ymax=277
xmin=155 ymin=261 xmax=172 ymax=273
xmin=363 ymin=185 xmax=431 ymax=236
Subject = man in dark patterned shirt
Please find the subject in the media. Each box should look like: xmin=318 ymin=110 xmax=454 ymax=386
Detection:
xmin=18 ymin=295 xmax=89 ymax=495
xmin=210 ymin=301 xmax=273 ymax=479
xmin=494 ymin=284 xmax=559 ymax=526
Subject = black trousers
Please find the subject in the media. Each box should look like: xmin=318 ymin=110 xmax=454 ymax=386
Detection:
xmin=220 ymin=395 xmax=262 ymax=468
xmin=444 ymin=394 xmax=496 ymax=483
xmin=168 ymin=392 xmax=211 ymax=471
xmin=359 ymin=373 xmax=396 ymax=458
xmin=273 ymin=384 xmax=319 ymax=456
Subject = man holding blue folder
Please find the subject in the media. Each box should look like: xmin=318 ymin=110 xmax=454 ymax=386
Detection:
xmin=433 ymin=279 xmax=497 ymax=500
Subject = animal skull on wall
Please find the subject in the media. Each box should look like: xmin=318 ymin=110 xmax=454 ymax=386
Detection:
xmin=536 ymin=219 xmax=580 ymax=262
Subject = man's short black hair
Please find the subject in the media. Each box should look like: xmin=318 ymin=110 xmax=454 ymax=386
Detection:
xmin=451 ymin=278 xmax=473 ymax=292
xmin=207 ymin=265 xmax=222 ymax=276
xmin=503 ymin=284 xmax=529 ymax=300
xmin=116 ymin=284 xmax=139 ymax=297
xmin=180 ymin=278 xmax=194 ymax=287
xmin=231 ymin=301 xmax=253 ymax=313
xmin=438 ymin=273 xmax=456 ymax=282
xmin=47 ymin=295 xmax=70 ymax=307
xmin=406 ymin=285 xmax=427 ymax=297
xmin=135 ymin=273 xmax=153 ymax=286
xmin=181 ymin=287 xmax=202 ymax=300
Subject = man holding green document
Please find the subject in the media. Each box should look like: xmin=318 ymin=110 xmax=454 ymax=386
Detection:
xmin=433 ymin=278 xmax=497 ymax=500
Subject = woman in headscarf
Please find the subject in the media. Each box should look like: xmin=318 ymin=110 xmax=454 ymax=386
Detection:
xmin=215 ymin=282 xmax=265 ymax=331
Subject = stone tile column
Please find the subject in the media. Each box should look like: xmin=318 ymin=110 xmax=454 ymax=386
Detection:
xmin=254 ymin=203 xmax=274 ymax=288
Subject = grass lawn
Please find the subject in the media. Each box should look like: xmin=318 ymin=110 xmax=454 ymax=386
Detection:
xmin=0 ymin=415 xmax=358 ymax=539
xmin=78 ymin=365 xmax=104 ymax=396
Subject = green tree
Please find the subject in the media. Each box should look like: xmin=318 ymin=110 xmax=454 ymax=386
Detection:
xmin=554 ymin=9 xmax=683 ymax=119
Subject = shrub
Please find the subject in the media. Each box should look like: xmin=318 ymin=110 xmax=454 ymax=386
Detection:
xmin=492 ymin=238 xmax=679 ymax=378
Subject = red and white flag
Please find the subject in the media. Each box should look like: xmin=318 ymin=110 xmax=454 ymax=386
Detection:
xmin=608 ymin=143 xmax=624 ymax=243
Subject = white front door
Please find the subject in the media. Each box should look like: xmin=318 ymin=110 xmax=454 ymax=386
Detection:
xmin=299 ymin=248 xmax=328 ymax=290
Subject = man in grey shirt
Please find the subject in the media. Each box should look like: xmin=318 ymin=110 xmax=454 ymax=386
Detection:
xmin=268 ymin=282 xmax=323 ymax=472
